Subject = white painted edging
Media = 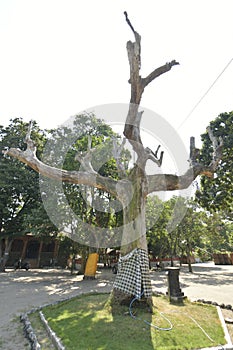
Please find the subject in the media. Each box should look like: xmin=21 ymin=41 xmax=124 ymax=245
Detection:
xmin=217 ymin=306 xmax=233 ymax=350
xmin=39 ymin=311 xmax=65 ymax=350
xmin=37 ymin=303 xmax=232 ymax=350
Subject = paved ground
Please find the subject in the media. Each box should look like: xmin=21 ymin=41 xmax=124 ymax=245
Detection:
xmin=153 ymin=262 xmax=233 ymax=305
xmin=0 ymin=262 xmax=233 ymax=349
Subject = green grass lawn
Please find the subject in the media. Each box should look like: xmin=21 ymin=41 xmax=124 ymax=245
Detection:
xmin=39 ymin=293 xmax=225 ymax=350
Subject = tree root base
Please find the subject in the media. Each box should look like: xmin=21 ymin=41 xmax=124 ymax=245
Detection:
xmin=109 ymin=289 xmax=154 ymax=314
xmin=83 ymin=275 xmax=96 ymax=280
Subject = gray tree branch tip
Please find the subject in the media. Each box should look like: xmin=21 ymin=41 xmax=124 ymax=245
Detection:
xmin=159 ymin=151 xmax=164 ymax=166
xmin=124 ymin=11 xmax=136 ymax=34
xmin=145 ymin=147 xmax=164 ymax=167
xmin=154 ymin=145 xmax=161 ymax=157
xmin=169 ymin=60 xmax=180 ymax=66
xmin=22 ymin=120 xmax=37 ymax=154
xmin=165 ymin=61 xmax=180 ymax=71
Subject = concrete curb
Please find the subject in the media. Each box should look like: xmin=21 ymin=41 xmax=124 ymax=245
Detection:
xmin=199 ymin=307 xmax=233 ymax=350
xmin=39 ymin=311 xmax=65 ymax=350
xmin=217 ymin=306 xmax=233 ymax=349
xmin=20 ymin=290 xmax=102 ymax=350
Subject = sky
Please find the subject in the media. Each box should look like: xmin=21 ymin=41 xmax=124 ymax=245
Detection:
xmin=0 ymin=0 xmax=233 ymax=152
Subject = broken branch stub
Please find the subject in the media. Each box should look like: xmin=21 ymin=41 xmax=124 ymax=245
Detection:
xmin=74 ymin=135 xmax=97 ymax=173
xmin=112 ymin=137 xmax=127 ymax=178
xmin=189 ymin=129 xmax=223 ymax=173
xmin=207 ymin=127 xmax=223 ymax=171
xmin=24 ymin=120 xmax=37 ymax=156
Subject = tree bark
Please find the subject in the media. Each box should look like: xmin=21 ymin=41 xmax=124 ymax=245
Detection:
xmin=0 ymin=238 xmax=13 ymax=272
xmin=112 ymin=165 xmax=153 ymax=306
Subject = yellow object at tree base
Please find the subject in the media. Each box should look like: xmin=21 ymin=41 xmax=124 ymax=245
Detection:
xmin=84 ymin=253 xmax=99 ymax=279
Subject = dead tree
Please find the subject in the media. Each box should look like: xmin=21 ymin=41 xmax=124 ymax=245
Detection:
xmin=3 ymin=13 xmax=223 ymax=306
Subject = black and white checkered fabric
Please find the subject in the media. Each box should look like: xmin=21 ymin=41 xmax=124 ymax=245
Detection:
xmin=113 ymin=248 xmax=152 ymax=299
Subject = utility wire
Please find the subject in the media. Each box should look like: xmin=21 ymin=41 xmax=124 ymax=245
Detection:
xmin=178 ymin=57 xmax=233 ymax=129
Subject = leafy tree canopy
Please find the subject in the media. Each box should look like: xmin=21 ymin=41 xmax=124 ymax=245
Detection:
xmin=0 ymin=118 xmax=45 ymax=237
xmin=196 ymin=111 xmax=233 ymax=218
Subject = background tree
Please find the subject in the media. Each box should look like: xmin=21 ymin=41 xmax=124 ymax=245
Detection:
xmin=3 ymin=14 xmax=223 ymax=306
xmin=0 ymin=118 xmax=47 ymax=271
xmin=201 ymin=211 xmax=233 ymax=254
xmin=196 ymin=111 xmax=233 ymax=217
xmin=147 ymin=196 xmax=233 ymax=270
xmin=147 ymin=197 xmax=204 ymax=271
xmin=146 ymin=195 xmax=166 ymax=259
xmin=146 ymin=196 xmax=183 ymax=265
xmin=52 ymin=113 xmax=125 ymax=270
xmin=174 ymin=200 xmax=204 ymax=272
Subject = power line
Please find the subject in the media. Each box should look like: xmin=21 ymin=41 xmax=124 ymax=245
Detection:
xmin=178 ymin=57 xmax=233 ymax=129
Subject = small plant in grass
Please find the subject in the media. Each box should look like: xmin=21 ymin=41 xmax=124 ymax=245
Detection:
xmin=38 ymin=293 xmax=226 ymax=350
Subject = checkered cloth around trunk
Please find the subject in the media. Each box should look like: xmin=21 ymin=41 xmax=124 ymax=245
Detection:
xmin=113 ymin=248 xmax=152 ymax=299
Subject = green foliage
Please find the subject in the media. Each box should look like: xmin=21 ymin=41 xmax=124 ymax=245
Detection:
xmin=146 ymin=195 xmax=168 ymax=257
xmin=146 ymin=196 xmax=198 ymax=260
xmin=0 ymin=118 xmax=46 ymax=237
xmin=1 ymin=114 xmax=126 ymax=251
xmin=201 ymin=212 xmax=233 ymax=254
xmin=146 ymin=196 xmax=232 ymax=262
xmin=196 ymin=111 xmax=233 ymax=217
xmin=56 ymin=113 xmax=125 ymax=246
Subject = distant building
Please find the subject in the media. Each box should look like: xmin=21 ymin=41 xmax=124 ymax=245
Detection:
xmin=5 ymin=234 xmax=60 ymax=268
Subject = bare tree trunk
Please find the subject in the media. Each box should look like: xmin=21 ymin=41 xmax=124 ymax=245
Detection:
xmin=0 ymin=237 xmax=13 ymax=272
xmin=0 ymin=239 xmax=4 ymax=272
xmin=187 ymin=243 xmax=193 ymax=273
xmin=121 ymin=168 xmax=148 ymax=253
xmin=113 ymin=166 xmax=152 ymax=308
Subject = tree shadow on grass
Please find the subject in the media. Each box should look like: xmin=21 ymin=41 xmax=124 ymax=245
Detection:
xmin=43 ymin=293 xmax=156 ymax=350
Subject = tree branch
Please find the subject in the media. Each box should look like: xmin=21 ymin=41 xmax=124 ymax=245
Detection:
xmin=112 ymin=137 xmax=127 ymax=177
xmin=74 ymin=135 xmax=96 ymax=173
xmin=124 ymin=11 xmax=136 ymax=34
xmin=142 ymin=60 xmax=179 ymax=88
xmin=189 ymin=136 xmax=200 ymax=166
xmin=123 ymin=12 xmax=178 ymax=169
xmin=147 ymin=165 xmax=207 ymax=193
xmin=24 ymin=120 xmax=37 ymax=156
xmin=147 ymin=131 xmax=223 ymax=194
xmin=206 ymin=126 xmax=223 ymax=171
xmin=3 ymin=136 xmax=119 ymax=197
xmin=146 ymin=147 xmax=164 ymax=166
